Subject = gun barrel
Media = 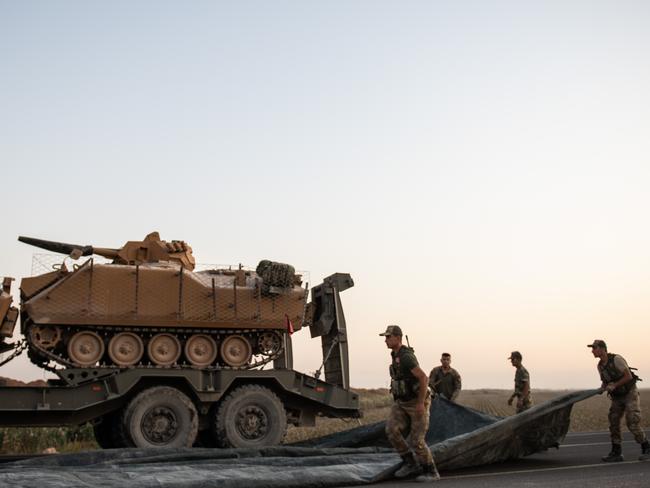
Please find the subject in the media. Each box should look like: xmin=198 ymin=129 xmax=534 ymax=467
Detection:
xmin=18 ymin=236 xmax=94 ymax=257
xmin=92 ymin=247 xmax=119 ymax=259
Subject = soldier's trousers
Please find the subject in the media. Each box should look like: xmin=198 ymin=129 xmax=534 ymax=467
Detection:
xmin=609 ymin=387 xmax=647 ymax=445
xmin=516 ymin=395 xmax=532 ymax=414
xmin=385 ymin=393 xmax=434 ymax=466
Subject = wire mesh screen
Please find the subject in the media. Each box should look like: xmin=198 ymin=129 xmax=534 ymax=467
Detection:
xmin=27 ymin=254 xmax=309 ymax=331
xmin=31 ymin=253 xmax=111 ymax=275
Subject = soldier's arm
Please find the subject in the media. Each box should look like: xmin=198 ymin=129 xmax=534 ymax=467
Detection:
xmin=428 ymin=368 xmax=436 ymax=389
xmin=411 ymin=365 xmax=429 ymax=407
xmin=606 ymin=356 xmax=633 ymax=392
xmin=451 ymin=370 xmax=462 ymax=401
xmin=599 ymin=372 xmax=607 ymax=389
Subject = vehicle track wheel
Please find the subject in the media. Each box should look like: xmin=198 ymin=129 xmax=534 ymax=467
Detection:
xmin=122 ymin=386 xmax=198 ymax=448
xmin=184 ymin=334 xmax=218 ymax=367
xmin=214 ymin=384 xmax=287 ymax=448
xmin=257 ymin=331 xmax=282 ymax=356
xmin=67 ymin=331 xmax=105 ymax=367
xmin=147 ymin=333 xmax=181 ymax=366
xmin=219 ymin=335 xmax=252 ymax=367
xmin=30 ymin=325 xmax=62 ymax=349
xmin=108 ymin=332 xmax=144 ymax=367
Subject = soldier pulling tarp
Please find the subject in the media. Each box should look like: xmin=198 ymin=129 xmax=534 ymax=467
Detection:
xmin=0 ymin=389 xmax=599 ymax=487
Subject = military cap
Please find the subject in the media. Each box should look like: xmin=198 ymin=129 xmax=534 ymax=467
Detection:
xmin=379 ymin=325 xmax=403 ymax=337
xmin=587 ymin=339 xmax=607 ymax=349
xmin=507 ymin=351 xmax=522 ymax=360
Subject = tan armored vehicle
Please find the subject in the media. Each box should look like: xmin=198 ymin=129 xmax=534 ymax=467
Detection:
xmin=1 ymin=232 xmax=308 ymax=370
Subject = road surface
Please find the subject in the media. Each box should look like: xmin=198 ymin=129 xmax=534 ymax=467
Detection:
xmin=355 ymin=430 xmax=650 ymax=487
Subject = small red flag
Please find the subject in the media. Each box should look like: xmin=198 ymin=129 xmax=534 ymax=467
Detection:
xmin=285 ymin=314 xmax=294 ymax=335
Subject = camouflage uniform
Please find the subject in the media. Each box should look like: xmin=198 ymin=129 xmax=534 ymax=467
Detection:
xmin=513 ymin=366 xmax=532 ymax=413
xmin=598 ymin=353 xmax=647 ymax=446
xmin=385 ymin=345 xmax=434 ymax=468
xmin=428 ymin=366 xmax=461 ymax=402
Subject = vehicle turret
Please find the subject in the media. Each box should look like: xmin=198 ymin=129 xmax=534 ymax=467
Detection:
xmin=18 ymin=231 xmax=196 ymax=270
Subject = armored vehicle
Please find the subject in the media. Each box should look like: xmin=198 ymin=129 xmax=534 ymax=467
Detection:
xmin=0 ymin=234 xmax=357 ymax=449
xmin=2 ymin=232 xmax=309 ymax=370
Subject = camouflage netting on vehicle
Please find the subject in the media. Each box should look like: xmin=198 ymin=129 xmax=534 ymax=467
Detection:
xmin=18 ymin=253 xmax=310 ymax=370
xmin=25 ymin=255 xmax=306 ymax=330
xmin=256 ymin=260 xmax=297 ymax=295
xmin=0 ymin=390 xmax=598 ymax=488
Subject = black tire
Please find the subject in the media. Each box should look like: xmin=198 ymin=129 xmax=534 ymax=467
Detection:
xmin=93 ymin=409 xmax=134 ymax=448
xmin=122 ymin=386 xmax=198 ymax=448
xmin=214 ymin=384 xmax=287 ymax=448
xmin=193 ymin=428 xmax=219 ymax=448
xmin=113 ymin=407 xmax=135 ymax=448
xmin=93 ymin=413 xmax=117 ymax=449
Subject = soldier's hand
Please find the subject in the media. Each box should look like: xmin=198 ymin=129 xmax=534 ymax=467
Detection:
xmin=606 ymin=383 xmax=616 ymax=393
xmin=507 ymin=397 xmax=513 ymax=406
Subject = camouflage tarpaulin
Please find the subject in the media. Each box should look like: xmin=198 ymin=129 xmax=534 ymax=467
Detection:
xmin=293 ymin=391 xmax=500 ymax=450
xmin=0 ymin=390 xmax=599 ymax=488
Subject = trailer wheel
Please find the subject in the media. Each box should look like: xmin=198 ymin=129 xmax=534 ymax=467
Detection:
xmin=214 ymin=384 xmax=287 ymax=448
xmin=93 ymin=409 xmax=133 ymax=448
xmin=193 ymin=428 xmax=218 ymax=448
xmin=122 ymin=386 xmax=198 ymax=448
xmin=93 ymin=413 xmax=117 ymax=449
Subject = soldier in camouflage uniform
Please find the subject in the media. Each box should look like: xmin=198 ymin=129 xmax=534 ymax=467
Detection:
xmin=428 ymin=353 xmax=462 ymax=402
xmin=507 ymin=351 xmax=531 ymax=413
xmin=380 ymin=325 xmax=440 ymax=482
xmin=588 ymin=339 xmax=650 ymax=462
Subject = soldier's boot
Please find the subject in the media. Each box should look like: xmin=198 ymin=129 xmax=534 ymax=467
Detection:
xmin=394 ymin=452 xmax=422 ymax=478
xmin=415 ymin=463 xmax=441 ymax=483
xmin=639 ymin=441 xmax=650 ymax=461
xmin=602 ymin=443 xmax=623 ymax=462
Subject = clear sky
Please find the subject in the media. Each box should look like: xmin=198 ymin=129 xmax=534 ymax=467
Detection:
xmin=1 ymin=1 xmax=649 ymax=389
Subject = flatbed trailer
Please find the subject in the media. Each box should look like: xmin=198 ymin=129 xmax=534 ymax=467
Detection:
xmin=0 ymin=274 xmax=359 ymax=449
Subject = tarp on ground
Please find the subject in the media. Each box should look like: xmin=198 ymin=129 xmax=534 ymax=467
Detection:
xmin=0 ymin=389 xmax=599 ymax=488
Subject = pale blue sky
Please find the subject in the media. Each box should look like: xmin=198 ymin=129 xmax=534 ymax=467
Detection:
xmin=1 ymin=1 xmax=650 ymax=389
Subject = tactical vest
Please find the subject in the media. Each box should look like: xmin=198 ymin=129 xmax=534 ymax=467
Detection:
xmin=432 ymin=368 xmax=458 ymax=399
xmin=514 ymin=367 xmax=530 ymax=397
xmin=598 ymin=353 xmax=639 ymax=397
xmin=389 ymin=346 xmax=419 ymax=401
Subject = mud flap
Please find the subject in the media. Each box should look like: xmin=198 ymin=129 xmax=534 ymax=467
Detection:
xmin=0 ymin=277 xmax=18 ymax=345
xmin=308 ymin=273 xmax=354 ymax=389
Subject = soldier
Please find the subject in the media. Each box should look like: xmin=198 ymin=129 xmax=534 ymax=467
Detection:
xmin=588 ymin=339 xmax=650 ymax=462
xmin=380 ymin=325 xmax=440 ymax=482
xmin=507 ymin=351 xmax=531 ymax=413
xmin=428 ymin=353 xmax=462 ymax=402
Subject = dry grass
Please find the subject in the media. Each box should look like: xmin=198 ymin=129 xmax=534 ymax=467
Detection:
xmin=457 ymin=388 xmax=650 ymax=432
xmin=0 ymin=425 xmax=96 ymax=455
xmin=286 ymin=388 xmax=393 ymax=443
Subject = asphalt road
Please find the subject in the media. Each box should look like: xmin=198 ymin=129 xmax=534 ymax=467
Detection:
xmin=356 ymin=430 xmax=650 ymax=488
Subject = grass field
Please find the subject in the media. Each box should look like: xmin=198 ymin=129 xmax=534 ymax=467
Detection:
xmin=2 ymin=388 xmax=648 ymax=454
xmin=458 ymin=388 xmax=650 ymax=431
